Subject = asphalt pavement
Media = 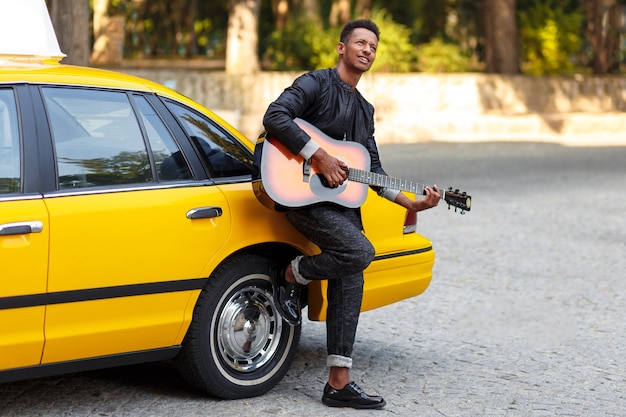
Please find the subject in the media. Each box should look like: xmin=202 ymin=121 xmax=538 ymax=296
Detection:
xmin=1 ymin=141 xmax=624 ymax=417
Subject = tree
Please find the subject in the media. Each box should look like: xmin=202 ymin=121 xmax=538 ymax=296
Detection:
xmin=91 ymin=0 xmax=126 ymax=66
xmin=582 ymin=0 xmax=622 ymax=74
xmin=483 ymin=0 xmax=519 ymax=73
xmin=272 ymin=0 xmax=289 ymax=30
xmin=226 ymin=0 xmax=261 ymax=74
xmin=329 ymin=0 xmax=351 ymax=26
xmin=518 ymin=1 xmax=584 ymax=76
xmin=49 ymin=0 xmax=91 ymax=66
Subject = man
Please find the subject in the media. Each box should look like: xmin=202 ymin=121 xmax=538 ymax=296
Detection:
xmin=262 ymin=19 xmax=440 ymax=409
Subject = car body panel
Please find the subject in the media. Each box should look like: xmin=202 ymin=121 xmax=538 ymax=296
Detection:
xmin=44 ymin=186 xmax=230 ymax=291
xmin=42 ymin=290 xmax=198 ymax=363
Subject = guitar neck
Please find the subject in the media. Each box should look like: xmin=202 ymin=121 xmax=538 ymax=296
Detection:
xmin=348 ymin=168 xmax=433 ymax=197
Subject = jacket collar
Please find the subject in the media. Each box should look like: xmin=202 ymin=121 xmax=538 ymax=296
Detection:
xmin=332 ymin=68 xmax=356 ymax=92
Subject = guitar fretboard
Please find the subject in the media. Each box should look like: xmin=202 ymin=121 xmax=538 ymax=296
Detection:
xmin=348 ymin=168 xmax=428 ymax=195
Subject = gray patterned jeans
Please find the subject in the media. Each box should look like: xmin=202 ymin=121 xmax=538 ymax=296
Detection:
xmin=286 ymin=205 xmax=375 ymax=368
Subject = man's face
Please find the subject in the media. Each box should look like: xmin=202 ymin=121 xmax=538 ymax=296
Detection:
xmin=338 ymin=27 xmax=378 ymax=73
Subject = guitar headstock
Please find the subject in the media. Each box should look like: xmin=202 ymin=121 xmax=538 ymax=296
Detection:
xmin=442 ymin=187 xmax=471 ymax=214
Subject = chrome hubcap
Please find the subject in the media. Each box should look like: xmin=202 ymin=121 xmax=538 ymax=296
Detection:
xmin=217 ymin=285 xmax=283 ymax=372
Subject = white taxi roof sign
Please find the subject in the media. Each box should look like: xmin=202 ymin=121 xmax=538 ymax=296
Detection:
xmin=0 ymin=0 xmax=65 ymax=63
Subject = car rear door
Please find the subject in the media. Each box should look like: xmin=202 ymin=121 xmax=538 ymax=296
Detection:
xmin=0 ymin=86 xmax=48 ymax=370
xmin=32 ymin=86 xmax=232 ymax=364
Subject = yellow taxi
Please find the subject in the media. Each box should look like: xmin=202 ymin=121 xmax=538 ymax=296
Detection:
xmin=0 ymin=0 xmax=436 ymax=399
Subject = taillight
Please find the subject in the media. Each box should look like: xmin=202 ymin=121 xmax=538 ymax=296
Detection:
xmin=403 ymin=210 xmax=417 ymax=234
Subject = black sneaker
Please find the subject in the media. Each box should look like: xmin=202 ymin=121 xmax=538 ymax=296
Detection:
xmin=322 ymin=381 xmax=386 ymax=409
xmin=269 ymin=266 xmax=302 ymax=326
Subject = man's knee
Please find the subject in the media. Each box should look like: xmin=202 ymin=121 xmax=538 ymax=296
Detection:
xmin=348 ymin=241 xmax=375 ymax=271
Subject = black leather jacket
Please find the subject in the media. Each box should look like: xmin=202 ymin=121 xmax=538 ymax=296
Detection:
xmin=263 ymin=68 xmax=386 ymax=176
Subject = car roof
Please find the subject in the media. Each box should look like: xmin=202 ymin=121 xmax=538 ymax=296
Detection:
xmin=1 ymin=63 xmax=160 ymax=92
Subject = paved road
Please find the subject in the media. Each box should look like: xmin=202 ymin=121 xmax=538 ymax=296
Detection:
xmin=1 ymin=142 xmax=624 ymax=417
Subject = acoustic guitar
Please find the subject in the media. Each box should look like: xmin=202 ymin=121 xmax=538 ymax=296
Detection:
xmin=253 ymin=118 xmax=471 ymax=213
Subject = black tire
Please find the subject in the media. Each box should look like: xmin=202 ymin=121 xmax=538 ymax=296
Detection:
xmin=175 ymin=254 xmax=301 ymax=399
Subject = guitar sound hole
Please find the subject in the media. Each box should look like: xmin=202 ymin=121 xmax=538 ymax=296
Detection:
xmin=317 ymin=174 xmax=330 ymax=188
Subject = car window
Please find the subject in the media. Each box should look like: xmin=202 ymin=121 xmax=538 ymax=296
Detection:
xmin=42 ymin=88 xmax=152 ymax=189
xmin=0 ymin=89 xmax=20 ymax=194
xmin=133 ymin=95 xmax=191 ymax=181
xmin=165 ymin=100 xmax=252 ymax=179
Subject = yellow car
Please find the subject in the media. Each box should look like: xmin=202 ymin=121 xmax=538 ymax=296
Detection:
xmin=0 ymin=2 xmax=436 ymax=400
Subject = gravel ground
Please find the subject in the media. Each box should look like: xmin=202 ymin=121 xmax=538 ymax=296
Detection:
xmin=1 ymin=142 xmax=624 ymax=417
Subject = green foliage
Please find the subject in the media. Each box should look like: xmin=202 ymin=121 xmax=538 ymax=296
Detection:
xmin=308 ymin=27 xmax=342 ymax=70
xmin=416 ymin=38 xmax=470 ymax=73
xmin=519 ymin=1 xmax=584 ymax=75
xmin=369 ymin=9 xmax=416 ymax=72
xmin=262 ymin=18 xmax=320 ymax=70
xmin=262 ymin=8 xmax=416 ymax=72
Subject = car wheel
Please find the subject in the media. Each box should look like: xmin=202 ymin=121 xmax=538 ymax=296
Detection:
xmin=176 ymin=254 xmax=301 ymax=399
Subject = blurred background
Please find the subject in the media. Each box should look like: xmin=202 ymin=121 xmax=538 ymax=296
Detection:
xmin=44 ymin=0 xmax=626 ymax=143
xmin=47 ymin=0 xmax=626 ymax=75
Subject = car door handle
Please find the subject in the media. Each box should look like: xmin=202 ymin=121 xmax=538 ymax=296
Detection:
xmin=0 ymin=221 xmax=44 ymax=236
xmin=186 ymin=206 xmax=223 ymax=219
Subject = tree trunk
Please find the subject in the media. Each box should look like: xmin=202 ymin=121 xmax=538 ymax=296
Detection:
xmin=49 ymin=0 xmax=91 ymax=66
xmin=355 ymin=0 xmax=372 ymax=19
xmin=583 ymin=0 xmax=619 ymax=75
xmin=226 ymin=0 xmax=260 ymax=74
xmin=91 ymin=0 xmax=126 ymax=66
xmin=329 ymin=0 xmax=351 ymax=27
xmin=301 ymin=0 xmax=320 ymax=22
xmin=482 ymin=0 xmax=519 ymax=74
xmin=606 ymin=3 xmax=621 ymax=74
xmin=273 ymin=0 xmax=289 ymax=30
xmin=188 ymin=0 xmax=198 ymax=56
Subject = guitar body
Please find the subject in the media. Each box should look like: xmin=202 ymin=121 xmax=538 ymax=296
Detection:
xmin=253 ymin=118 xmax=371 ymax=209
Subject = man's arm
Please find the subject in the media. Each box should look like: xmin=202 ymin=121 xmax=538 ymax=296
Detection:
xmin=263 ymin=73 xmax=348 ymax=188
xmin=393 ymin=186 xmax=441 ymax=212
xmin=262 ymin=73 xmax=320 ymax=157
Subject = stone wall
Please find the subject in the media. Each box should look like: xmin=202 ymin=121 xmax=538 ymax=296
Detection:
xmin=120 ymin=68 xmax=626 ymax=146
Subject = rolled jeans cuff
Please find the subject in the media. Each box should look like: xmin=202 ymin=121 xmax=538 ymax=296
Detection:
xmin=327 ymin=354 xmax=353 ymax=369
xmin=291 ymin=255 xmax=313 ymax=285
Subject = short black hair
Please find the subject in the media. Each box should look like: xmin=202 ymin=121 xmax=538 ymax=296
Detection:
xmin=340 ymin=19 xmax=380 ymax=43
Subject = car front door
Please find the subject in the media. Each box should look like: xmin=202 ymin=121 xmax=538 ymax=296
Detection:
xmin=34 ymin=87 xmax=232 ymax=364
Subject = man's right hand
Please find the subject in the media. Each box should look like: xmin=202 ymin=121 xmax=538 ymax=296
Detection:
xmin=311 ymin=148 xmax=348 ymax=188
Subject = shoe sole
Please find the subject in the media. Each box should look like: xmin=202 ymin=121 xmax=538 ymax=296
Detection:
xmin=322 ymin=397 xmax=386 ymax=409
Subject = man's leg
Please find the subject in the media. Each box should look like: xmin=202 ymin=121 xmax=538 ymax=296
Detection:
xmin=287 ymin=205 xmax=373 ymax=358
xmin=285 ymin=206 xmax=385 ymax=408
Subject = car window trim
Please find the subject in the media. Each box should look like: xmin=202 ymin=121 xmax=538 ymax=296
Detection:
xmin=41 ymin=179 xmax=214 ymax=199
xmin=7 ymin=84 xmax=41 ymax=194
xmin=145 ymin=94 xmax=209 ymax=180
xmin=157 ymin=96 xmax=254 ymax=181
xmin=128 ymin=93 xmax=160 ymax=183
